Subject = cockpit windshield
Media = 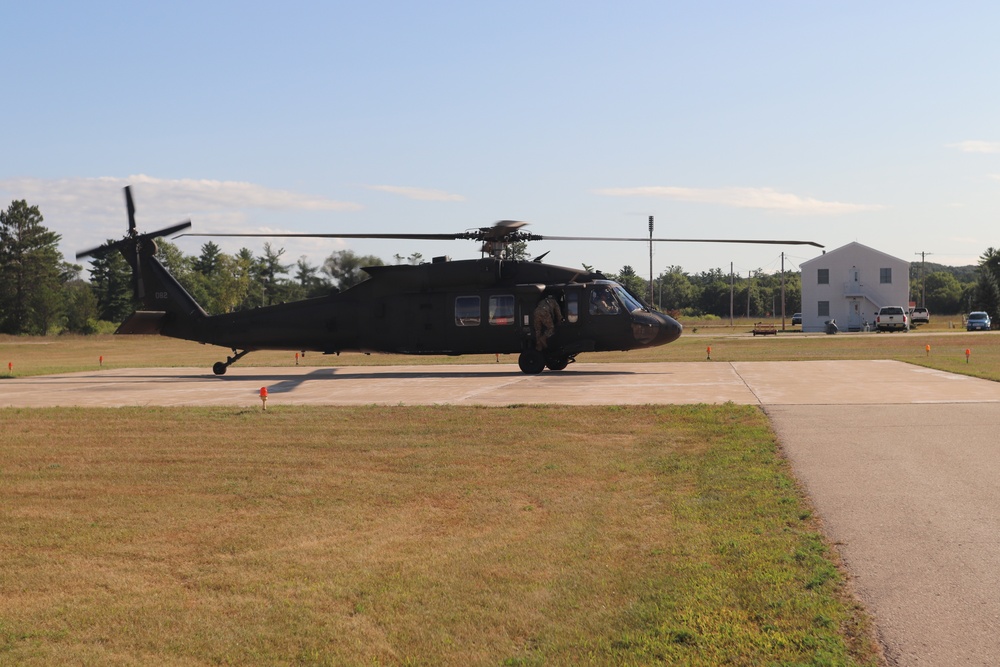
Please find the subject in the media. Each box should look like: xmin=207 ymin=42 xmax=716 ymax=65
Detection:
xmin=613 ymin=286 xmax=645 ymax=313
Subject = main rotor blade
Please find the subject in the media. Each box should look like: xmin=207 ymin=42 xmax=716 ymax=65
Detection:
xmin=174 ymin=232 xmax=471 ymax=241
xmin=174 ymin=229 xmax=823 ymax=249
xmin=537 ymin=235 xmax=825 ymax=248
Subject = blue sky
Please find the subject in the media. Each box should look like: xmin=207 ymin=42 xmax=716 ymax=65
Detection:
xmin=3 ymin=1 xmax=999 ymax=280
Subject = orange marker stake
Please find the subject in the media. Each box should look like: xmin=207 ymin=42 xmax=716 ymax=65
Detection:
xmin=966 ymin=348 xmax=971 ymax=364
xmin=7 ymin=362 xmax=11 ymax=373
xmin=99 ymin=355 xmax=104 ymax=368
xmin=259 ymin=386 xmax=268 ymax=411
xmin=925 ymin=344 xmax=931 ymax=357
xmin=706 ymin=346 xmax=712 ymax=360
xmin=295 ymin=352 xmax=299 ymax=366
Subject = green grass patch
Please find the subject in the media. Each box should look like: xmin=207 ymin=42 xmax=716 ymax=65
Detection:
xmin=0 ymin=404 xmax=881 ymax=665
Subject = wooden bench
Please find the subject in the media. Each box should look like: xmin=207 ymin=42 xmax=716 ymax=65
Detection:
xmin=752 ymin=323 xmax=777 ymax=336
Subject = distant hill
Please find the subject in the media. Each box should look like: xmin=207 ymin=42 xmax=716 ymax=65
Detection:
xmin=910 ymin=262 xmax=978 ymax=284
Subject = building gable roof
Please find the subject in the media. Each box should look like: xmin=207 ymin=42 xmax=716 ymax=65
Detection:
xmin=800 ymin=241 xmax=908 ymax=268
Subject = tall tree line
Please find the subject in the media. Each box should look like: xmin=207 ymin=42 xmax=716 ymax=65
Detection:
xmin=612 ymin=264 xmax=804 ymax=318
xmin=0 ymin=197 xmax=996 ymax=334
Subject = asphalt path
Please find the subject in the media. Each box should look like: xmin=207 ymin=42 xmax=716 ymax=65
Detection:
xmin=3 ymin=359 xmax=999 ymax=665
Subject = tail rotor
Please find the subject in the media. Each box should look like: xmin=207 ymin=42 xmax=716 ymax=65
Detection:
xmin=76 ymin=186 xmax=191 ymax=300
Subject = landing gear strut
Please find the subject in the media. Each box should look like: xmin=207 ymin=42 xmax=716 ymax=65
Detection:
xmin=213 ymin=349 xmax=250 ymax=376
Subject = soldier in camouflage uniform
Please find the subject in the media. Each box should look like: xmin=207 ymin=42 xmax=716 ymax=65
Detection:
xmin=533 ymin=294 xmax=562 ymax=351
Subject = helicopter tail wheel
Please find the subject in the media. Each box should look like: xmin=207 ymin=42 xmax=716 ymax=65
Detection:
xmin=518 ymin=350 xmax=546 ymax=375
xmin=213 ymin=349 xmax=251 ymax=376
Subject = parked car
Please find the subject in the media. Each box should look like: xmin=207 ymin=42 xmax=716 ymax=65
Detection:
xmin=791 ymin=313 xmax=802 ymax=325
xmin=910 ymin=307 xmax=930 ymax=324
xmin=967 ymin=311 xmax=991 ymax=331
xmin=875 ymin=306 xmax=909 ymax=332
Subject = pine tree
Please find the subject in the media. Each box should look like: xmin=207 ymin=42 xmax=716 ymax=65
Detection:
xmin=88 ymin=246 xmax=135 ymax=323
xmin=974 ymin=266 xmax=1000 ymax=328
xmin=0 ymin=200 xmax=63 ymax=334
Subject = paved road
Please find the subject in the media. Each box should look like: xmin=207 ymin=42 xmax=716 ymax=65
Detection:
xmin=768 ymin=403 xmax=1000 ymax=666
xmin=3 ymin=359 xmax=1000 ymax=408
xmin=4 ymin=359 xmax=999 ymax=665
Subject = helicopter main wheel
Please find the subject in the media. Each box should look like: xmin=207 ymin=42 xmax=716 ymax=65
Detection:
xmin=518 ymin=350 xmax=546 ymax=375
xmin=545 ymin=356 xmax=569 ymax=371
xmin=213 ymin=362 xmax=228 ymax=376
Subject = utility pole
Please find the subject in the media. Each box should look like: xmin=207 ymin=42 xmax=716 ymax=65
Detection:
xmin=729 ymin=262 xmax=734 ymax=326
xmin=747 ymin=270 xmax=752 ymax=318
xmin=648 ymin=216 xmax=655 ymax=307
xmin=780 ymin=252 xmax=786 ymax=331
xmin=914 ymin=251 xmax=932 ymax=307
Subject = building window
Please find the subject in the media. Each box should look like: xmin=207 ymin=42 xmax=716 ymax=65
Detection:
xmin=818 ymin=301 xmax=830 ymax=317
xmin=817 ymin=268 xmax=829 ymax=285
xmin=455 ymin=296 xmax=481 ymax=326
xmin=880 ymin=268 xmax=892 ymax=284
xmin=488 ymin=295 xmax=514 ymax=325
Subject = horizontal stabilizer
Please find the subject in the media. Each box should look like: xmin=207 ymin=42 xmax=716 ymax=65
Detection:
xmin=116 ymin=311 xmax=168 ymax=335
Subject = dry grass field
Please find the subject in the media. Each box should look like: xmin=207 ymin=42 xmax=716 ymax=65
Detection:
xmin=3 ymin=322 xmax=993 ymax=665
xmin=1 ymin=405 xmax=881 ymax=666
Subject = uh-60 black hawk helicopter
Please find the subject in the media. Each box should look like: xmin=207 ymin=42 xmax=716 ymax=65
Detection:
xmin=77 ymin=186 xmax=823 ymax=376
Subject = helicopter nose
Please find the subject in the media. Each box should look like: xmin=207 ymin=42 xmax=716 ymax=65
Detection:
xmin=631 ymin=312 xmax=684 ymax=346
xmin=657 ymin=313 xmax=683 ymax=345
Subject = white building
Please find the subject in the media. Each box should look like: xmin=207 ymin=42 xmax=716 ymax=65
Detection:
xmin=799 ymin=242 xmax=910 ymax=332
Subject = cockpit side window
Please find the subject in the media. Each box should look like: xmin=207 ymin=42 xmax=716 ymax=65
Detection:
xmin=589 ymin=286 xmax=621 ymax=315
xmin=613 ymin=287 xmax=644 ymax=313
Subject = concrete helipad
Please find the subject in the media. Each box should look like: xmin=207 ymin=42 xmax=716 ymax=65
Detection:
xmin=4 ymin=359 xmax=1000 ymax=665
xmin=3 ymin=359 xmax=1000 ymax=407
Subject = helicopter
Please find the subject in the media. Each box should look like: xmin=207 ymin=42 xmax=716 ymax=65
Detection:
xmin=77 ymin=186 xmax=824 ymax=376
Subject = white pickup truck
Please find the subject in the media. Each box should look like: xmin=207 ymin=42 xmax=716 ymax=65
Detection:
xmin=875 ymin=306 xmax=910 ymax=332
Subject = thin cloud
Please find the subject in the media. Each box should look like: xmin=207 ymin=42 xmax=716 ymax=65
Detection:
xmin=948 ymin=141 xmax=1000 ymax=154
xmin=365 ymin=185 xmax=465 ymax=202
xmin=595 ymin=186 xmax=883 ymax=215
xmin=0 ymin=175 xmax=362 ymax=217
xmin=0 ymin=175 xmax=363 ymax=267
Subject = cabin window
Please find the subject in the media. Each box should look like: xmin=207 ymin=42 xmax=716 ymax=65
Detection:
xmin=565 ymin=291 xmax=579 ymax=323
xmin=589 ymin=286 xmax=621 ymax=315
xmin=455 ymin=296 xmax=481 ymax=326
xmin=488 ymin=295 xmax=515 ymax=325
xmin=818 ymin=301 xmax=830 ymax=317
xmin=817 ymin=268 xmax=829 ymax=285
xmin=880 ymin=268 xmax=892 ymax=284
